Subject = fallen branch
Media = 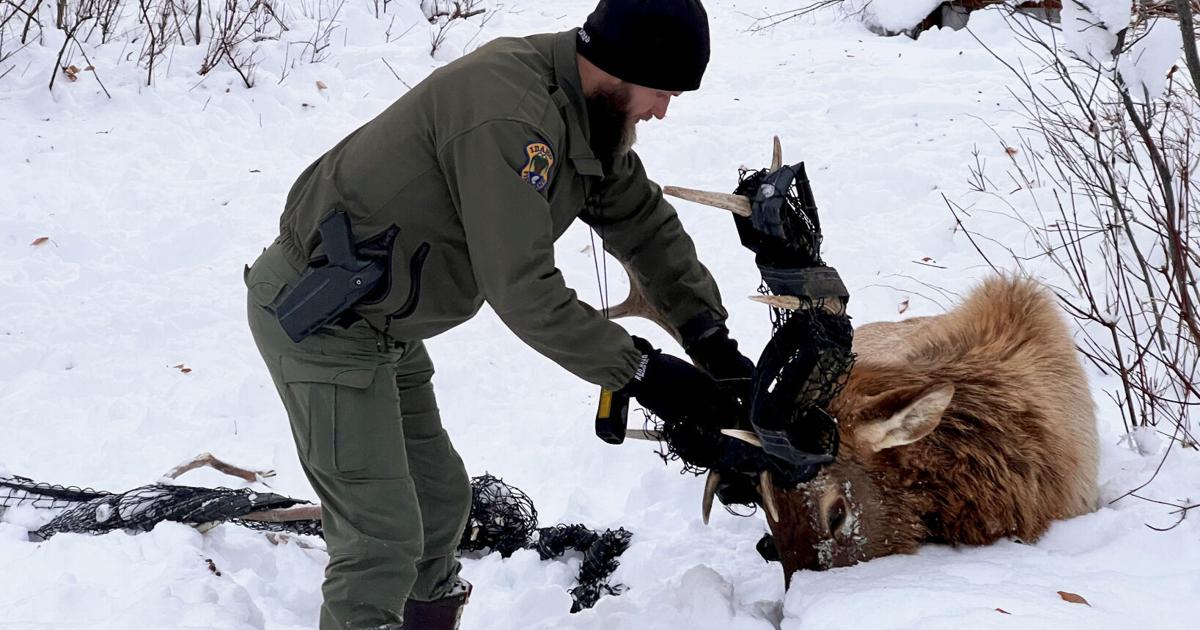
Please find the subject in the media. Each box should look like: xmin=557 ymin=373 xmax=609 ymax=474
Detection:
xmin=162 ymin=451 xmax=276 ymax=483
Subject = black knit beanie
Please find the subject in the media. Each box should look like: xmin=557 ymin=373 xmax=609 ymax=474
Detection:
xmin=577 ymin=0 xmax=710 ymax=92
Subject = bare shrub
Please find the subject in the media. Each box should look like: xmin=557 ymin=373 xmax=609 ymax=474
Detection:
xmin=294 ymin=0 xmax=343 ymax=64
xmin=1 ymin=0 xmax=46 ymax=78
xmin=199 ymin=0 xmax=286 ymax=88
xmin=85 ymin=0 xmax=123 ymax=43
xmin=747 ymin=1 xmax=858 ymax=32
xmin=2 ymin=0 xmax=423 ymax=89
xmin=949 ymin=1 xmax=1199 ymax=485
xmin=48 ymin=0 xmax=107 ymax=92
xmin=136 ymin=0 xmax=182 ymax=85
xmin=370 ymin=0 xmax=393 ymax=20
xmin=420 ymin=0 xmax=483 ymax=22
xmin=424 ymin=0 xmax=483 ymax=57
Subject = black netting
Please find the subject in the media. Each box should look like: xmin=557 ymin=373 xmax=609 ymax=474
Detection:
xmin=460 ymin=473 xmax=539 ymax=557
xmin=0 ymin=476 xmax=315 ymax=540
xmin=733 ymin=165 xmax=825 ymax=274
xmin=634 ymin=157 xmax=857 ymax=493
xmin=640 ymin=406 xmax=718 ymax=476
xmin=459 ymin=474 xmax=633 ymax=612
xmin=0 ymin=475 xmax=110 ymax=509
xmin=0 ymin=472 xmax=630 ymax=613
xmin=535 ymin=525 xmax=633 ymax=613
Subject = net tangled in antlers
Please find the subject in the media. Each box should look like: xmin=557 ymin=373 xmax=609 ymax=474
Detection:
xmin=643 ymin=159 xmax=857 ymax=489
xmin=0 ymin=472 xmax=631 ymax=612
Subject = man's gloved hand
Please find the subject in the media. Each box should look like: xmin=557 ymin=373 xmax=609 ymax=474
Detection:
xmin=620 ymin=335 xmax=727 ymax=429
xmin=619 ymin=336 xmax=740 ymax=468
xmin=684 ymin=326 xmax=755 ymax=410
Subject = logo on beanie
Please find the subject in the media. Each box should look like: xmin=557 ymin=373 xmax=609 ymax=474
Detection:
xmin=520 ymin=142 xmax=554 ymax=193
xmin=578 ymin=28 xmax=591 ymax=44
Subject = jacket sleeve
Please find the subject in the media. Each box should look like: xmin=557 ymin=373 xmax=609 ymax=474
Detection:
xmin=438 ymin=120 xmax=642 ymax=390
xmin=581 ymin=149 xmax=729 ymax=344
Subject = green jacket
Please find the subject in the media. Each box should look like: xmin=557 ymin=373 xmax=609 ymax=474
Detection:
xmin=275 ymin=29 xmax=727 ymax=390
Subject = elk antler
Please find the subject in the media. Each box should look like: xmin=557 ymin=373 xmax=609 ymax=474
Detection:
xmin=661 ymin=134 xmax=788 ymax=218
xmin=606 ymin=261 xmax=683 ymax=344
xmin=662 ymin=186 xmax=752 ymax=216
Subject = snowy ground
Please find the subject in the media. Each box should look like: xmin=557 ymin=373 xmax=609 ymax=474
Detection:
xmin=1 ymin=1 xmax=1198 ymax=629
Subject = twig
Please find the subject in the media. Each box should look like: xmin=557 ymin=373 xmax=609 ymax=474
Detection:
xmin=380 ymin=56 xmax=410 ymax=88
xmin=944 ymin=193 xmax=1001 ymax=273
xmin=48 ymin=10 xmax=89 ymax=92
xmin=162 ymin=452 xmax=276 ymax=483
xmin=76 ymin=44 xmax=109 ymax=99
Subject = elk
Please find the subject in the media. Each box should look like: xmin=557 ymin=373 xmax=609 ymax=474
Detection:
xmin=613 ymin=138 xmax=1100 ymax=585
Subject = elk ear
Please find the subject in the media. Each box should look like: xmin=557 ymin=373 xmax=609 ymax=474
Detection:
xmin=858 ymin=384 xmax=955 ymax=452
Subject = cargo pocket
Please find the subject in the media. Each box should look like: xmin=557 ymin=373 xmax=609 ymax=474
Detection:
xmin=279 ymin=355 xmax=408 ymax=479
xmin=245 ymin=256 xmax=292 ymax=311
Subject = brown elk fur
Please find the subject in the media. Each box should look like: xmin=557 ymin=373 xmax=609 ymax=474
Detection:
xmin=767 ymin=276 xmax=1099 ymax=584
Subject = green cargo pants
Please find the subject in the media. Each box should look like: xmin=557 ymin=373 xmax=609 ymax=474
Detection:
xmin=245 ymin=242 xmax=473 ymax=629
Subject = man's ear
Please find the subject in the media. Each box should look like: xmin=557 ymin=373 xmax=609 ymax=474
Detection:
xmin=856 ymin=384 xmax=955 ymax=453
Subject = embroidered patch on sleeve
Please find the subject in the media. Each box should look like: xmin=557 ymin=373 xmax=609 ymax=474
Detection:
xmin=520 ymin=142 xmax=554 ymax=193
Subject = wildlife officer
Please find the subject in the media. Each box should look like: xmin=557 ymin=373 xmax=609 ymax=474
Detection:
xmin=244 ymin=1 xmax=753 ymax=627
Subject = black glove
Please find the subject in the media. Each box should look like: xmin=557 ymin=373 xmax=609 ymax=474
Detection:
xmin=684 ymin=325 xmax=755 ymax=411
xmin=621 ymin=336 xmax=727 ymax=429
xmin=619 ymin=336 xmax=739 ymax=468
xmin=679 ymin=322 xmax=760 ymax=506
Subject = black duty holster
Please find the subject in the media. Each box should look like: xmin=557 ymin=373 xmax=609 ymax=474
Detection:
xmin=275 ymin=210 xmax=385 ymax=342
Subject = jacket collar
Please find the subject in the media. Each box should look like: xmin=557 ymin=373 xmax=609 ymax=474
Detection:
xmin=549 ymin=30 xmax=604 ymax=177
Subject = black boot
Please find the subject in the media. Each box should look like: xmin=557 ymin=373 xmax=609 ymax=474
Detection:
xmin=402 ymin=579 xmax=472 ymax=629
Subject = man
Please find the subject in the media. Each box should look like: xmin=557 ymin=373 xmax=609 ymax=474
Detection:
xmin=244 ymin=1 xmax=753 ymax=627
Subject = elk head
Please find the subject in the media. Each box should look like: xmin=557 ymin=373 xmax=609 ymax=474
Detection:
xmin=615 ymin=137 xmax=961 ymax=587
xmin=766 ymin=376 xmax=955 ymax=582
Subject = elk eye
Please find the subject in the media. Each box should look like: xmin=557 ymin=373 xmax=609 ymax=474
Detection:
xmin=828 ymin=498 xmax=848 ymax=534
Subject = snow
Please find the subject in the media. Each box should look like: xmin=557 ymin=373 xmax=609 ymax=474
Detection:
xmin=847 ymin=0 xmax=945 ymax=32
xmin=2 ymin=1 xmax=1198 ymax=629
xmin=1118 ymin=16 xmax=1185 ymax=100
xmin=1061 ymin=0 xmax=1133 ymax=62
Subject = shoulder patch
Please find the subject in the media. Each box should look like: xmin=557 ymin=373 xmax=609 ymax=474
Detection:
xmin=520 ymin=142 xmax=554 ymax=192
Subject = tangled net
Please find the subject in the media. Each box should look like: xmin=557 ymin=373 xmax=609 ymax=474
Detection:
xmin=459 ymin=474 xmax=633 ymax=612
xmin=640 ymin=160 xmax=857 ymax=493
xmin=0 ymin=472 xmax=630 ymax=613
xmin=0 ymin=475 xmax=318 ymax=539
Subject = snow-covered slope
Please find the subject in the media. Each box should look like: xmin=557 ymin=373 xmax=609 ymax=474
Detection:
xmin=1 ymin=2 xmax=1197 ymax=629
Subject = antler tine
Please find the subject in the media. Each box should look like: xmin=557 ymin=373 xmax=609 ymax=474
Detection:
xmin=749 ymin=294 xmax=847 ymax=316
xmin=662 ymin=186 xmax=752 ymax=217
xmin=665 ymin=135 xmax=783 ymax=215
xmin=606 ymin=261 xmax=683 ymax=344
xmin=760 ymin=470 xmax=780 ymax=522
xmin=702 ymin=470 xmax=720 ymax=525
xmin=721 ymin=428 xmax=763 ymax=448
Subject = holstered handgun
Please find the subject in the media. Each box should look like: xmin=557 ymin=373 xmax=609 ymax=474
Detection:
xmin=276 ymin=210 xmax=385 ymax=342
